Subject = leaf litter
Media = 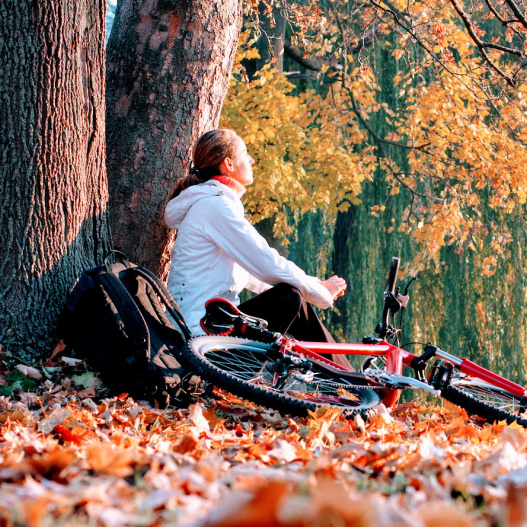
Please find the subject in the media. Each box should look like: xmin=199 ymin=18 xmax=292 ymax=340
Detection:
xmin=1 ymin=360 xmax=527 ymax=526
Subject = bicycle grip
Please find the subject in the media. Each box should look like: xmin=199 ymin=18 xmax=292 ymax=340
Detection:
xmin=387 ymin=257 xmax=400 ymax=293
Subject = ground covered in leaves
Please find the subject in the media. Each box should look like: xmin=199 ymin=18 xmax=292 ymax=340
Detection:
xmin=1 ymin=358 xmax=527 ymax=526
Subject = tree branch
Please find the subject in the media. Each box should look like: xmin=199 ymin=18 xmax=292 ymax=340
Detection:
xmin=283 ymin=41 xmax=336 ymax=71
xmin=503 ymin=0 xmax=527 ymax=30
xmin=449 ymin=0 xmax=518 ymax=86
xmin=368 ymin=0 xmax=516 ymax=97
xmin=345 ymin=83 xmax=432 ymax=153
xmin=482 ymin=0 xmax=525 ymax=42
xmin=480 ymin=41 xmax=524 ymax=57
xmin=283 ymin=20 xmax=379 ymax=72
xmin=325 ymin=5 xmax=433 ymax=156
xmin=389 ymin=169 xmax=443 ymax=200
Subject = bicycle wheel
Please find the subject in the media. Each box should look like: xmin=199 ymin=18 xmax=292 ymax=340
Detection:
xmin=181 ymin=336 xmax=383 ymax=418
xmin=441 ymin=378 xmax=527 ymax=427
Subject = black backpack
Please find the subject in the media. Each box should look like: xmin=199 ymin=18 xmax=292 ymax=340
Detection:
xmin=59 ymin=254 xmax=198 ymax=406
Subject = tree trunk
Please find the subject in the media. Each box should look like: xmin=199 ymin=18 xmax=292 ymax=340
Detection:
xmin=106 ymin=0 xmax=242 ymax=278
xmin=0 ymin=0 xmax=111 ymax=358
xmin=244 ymin=3 xmax=287 ymax=77
xmin=244 ymin=4 xmax=288 ymax=253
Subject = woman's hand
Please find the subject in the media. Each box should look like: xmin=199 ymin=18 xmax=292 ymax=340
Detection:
xmin=321 ymin=275 xmax=347 ymax=301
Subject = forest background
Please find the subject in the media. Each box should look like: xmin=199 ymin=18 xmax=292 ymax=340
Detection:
xmin=1 ymin=0 xmax=527 ymax=387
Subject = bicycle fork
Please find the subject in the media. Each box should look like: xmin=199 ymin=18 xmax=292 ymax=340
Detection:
xmin=411 ymin=344 xmax=527 ymax=397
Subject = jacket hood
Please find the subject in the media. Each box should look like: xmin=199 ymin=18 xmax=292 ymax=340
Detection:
xmin=165 ymin=181 xmax=226 ymax=229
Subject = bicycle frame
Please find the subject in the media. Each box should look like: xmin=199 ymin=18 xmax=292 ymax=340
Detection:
xmin=280 ymin=338 xmax=527 ymax=408
xmin=279 ymin=339 xmax=412 ymax=407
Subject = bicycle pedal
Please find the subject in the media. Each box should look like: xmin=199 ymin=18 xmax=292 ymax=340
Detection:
xmin=428 ymin=360 xmax=453 ymax=390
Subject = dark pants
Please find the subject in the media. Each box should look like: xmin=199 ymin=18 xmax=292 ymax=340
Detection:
xmin=239 ymin=283 xmax=352 ymax=369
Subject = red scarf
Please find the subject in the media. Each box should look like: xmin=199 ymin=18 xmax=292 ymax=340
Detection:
xmin=210 ymin=176 xmax=246 ymax=198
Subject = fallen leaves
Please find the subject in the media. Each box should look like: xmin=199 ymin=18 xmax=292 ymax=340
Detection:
xmin=15 ymin=365 xmax=42 ymax=380
xmin=86 ymin=443 xmax=136 ymax=477
xmin=0 ymin=363 xmax=527 ymax=526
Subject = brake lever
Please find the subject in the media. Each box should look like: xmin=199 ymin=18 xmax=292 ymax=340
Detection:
xmin=397 ymin=277 xmax=416 ymax=311
xmin=403 ymin=277 xmax=416 ymax=296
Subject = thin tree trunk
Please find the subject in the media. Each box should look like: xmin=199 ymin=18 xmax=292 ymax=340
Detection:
xmin=244 ymin=4 xmax=288 ymax=252
xmin=106 ymin=0 xmax=242 ymax=278
xmin=0 ymin=0 xmax=111 ymax=358
xmin=245 ymin=2 xmax=287 ymax=76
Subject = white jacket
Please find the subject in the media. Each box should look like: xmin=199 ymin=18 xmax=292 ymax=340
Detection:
xmin=165 ymin=180 xmax=333 ymax=335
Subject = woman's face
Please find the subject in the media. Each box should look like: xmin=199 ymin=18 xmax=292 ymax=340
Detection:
xmin=230 ymin=136 xmax=255 ymax=186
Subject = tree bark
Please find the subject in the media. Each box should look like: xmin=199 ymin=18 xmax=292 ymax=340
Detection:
xmin=0 ymin=0 xmax=111 ymax=358
xmin=106 ymin=0 xmax=242 ymax=278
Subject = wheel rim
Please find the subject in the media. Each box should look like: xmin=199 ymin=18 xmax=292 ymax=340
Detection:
xmin=451 ymin=379 xmax=527 ymax=416
xmin=194 ymin=340 xmax=381 ymax=410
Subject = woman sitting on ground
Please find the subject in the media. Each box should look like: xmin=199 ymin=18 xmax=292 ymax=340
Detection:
xmin=165 ymin=129 xmax=349 ymax=367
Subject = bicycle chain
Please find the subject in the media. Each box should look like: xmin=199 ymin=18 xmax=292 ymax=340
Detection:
xmin=289 ymin=373 xmax=419 ymax=391
xmin=298 ymin=380 xmax=420 ymax=391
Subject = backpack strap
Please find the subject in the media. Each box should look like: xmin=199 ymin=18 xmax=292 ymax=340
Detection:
xmin=104 ymin=250 xmax=134 ymax=270
xmin=97 ymin=270 xmax=151 ymax=355
xmin=128 ymin=267 xmax=192 ymax=340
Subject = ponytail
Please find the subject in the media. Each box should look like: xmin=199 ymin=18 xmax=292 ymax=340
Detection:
xmin=168 ymin=170 xmax=206 ymax=201
xmin=168 ymin=129 xmax=240 ymax=201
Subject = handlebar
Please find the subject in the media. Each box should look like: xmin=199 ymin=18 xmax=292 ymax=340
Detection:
xmin=376 ymin=257 xmax=402 ymax=340
xmin=387 ymin=257 xmax=400 ymax=294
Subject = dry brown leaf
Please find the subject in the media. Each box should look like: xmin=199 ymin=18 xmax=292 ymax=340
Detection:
xmin=0 ymin=362 xmax=526 ymax=527
xmin=504 ymin=482 xmax=527 ymax=527
xmin=420 ymin=501 xmax=475 ymax=527
xmin=15 ymin=365 xmax=42 ymax=379
xmin=61 ymin=356 xmax=84 ymax=366
xmin=86 ymin=443 xmax=134 ymax=477
xmin=28 ymin=448 xmax=77 ymax=482
xmin=22 ymin=496 xmax=51 ymax=527
xmin=501 ymin=424 xmax=527 ymax=451
xmin=205 ymin=480 xmax=293 ymax=527
xmin=175 ymin=433 xmax=200 ymax=454
xmin=47 ymin=339 xmax=66 ymax=363
xmin=189 ymin=403 xmax=211 ymax=433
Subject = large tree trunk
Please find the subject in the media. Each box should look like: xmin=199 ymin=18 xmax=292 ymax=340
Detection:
xmin=0 ymin=0 xmax=111 ymax=358
xmin=106 ymin=0 xmax=242 ymax=278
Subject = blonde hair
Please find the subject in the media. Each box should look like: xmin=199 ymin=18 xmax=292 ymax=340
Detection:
xmin=168 ymin=129 xmax=240 ymax=200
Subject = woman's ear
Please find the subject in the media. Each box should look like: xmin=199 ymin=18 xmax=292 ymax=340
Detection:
xmin=219 ymin=157 xmax=235 ymax=174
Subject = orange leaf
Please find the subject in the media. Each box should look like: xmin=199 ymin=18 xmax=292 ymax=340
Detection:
xmin=207 ymin=480 xmax=293 ymax=527
xmin=29 ymin=449 xmax=77 ymax=483
xmin=175 ymin=433 xmax=200 ymax=454
xmin=53 ymin=424 xmax=82 ymax=445
xmin=86 ymin=444 xmax=134 ymax=477
xmin=420 ymin=502 xmax=474 ymax=527
xmin=47 ymin=339 xmax=66 ymax=365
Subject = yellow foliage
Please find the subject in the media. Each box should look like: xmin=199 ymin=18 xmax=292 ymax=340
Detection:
xmin=395 ymin=54 xmax=527 ymax=256
xmin=223 ymin=0 xmax=527 ymax=264
xmin=221 ymin=32 xmax=376 ymax=239
xmin=359 ymin=0 xmax=527 ymax=261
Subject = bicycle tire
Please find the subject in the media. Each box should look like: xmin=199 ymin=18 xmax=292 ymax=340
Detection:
xmin=441 ymin=378 xmax=527 ymax=427
xmin=180 ymin=335 xmax=383 ymax=419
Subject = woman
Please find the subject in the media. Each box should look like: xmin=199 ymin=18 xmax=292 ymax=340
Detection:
xmin=165 ymin=129 xmax=348 ymax=364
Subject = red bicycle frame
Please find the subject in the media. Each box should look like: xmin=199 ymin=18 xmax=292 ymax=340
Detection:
xmin=280 ymin=338 xmax=527 ymax=408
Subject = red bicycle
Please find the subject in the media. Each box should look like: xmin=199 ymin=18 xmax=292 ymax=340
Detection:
xmin=178 ymin=257 xmax=527 ymax=425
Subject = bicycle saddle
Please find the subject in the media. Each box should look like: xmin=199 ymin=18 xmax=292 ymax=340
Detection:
xmin=200 ymin=298 xmax=269 ymax=336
